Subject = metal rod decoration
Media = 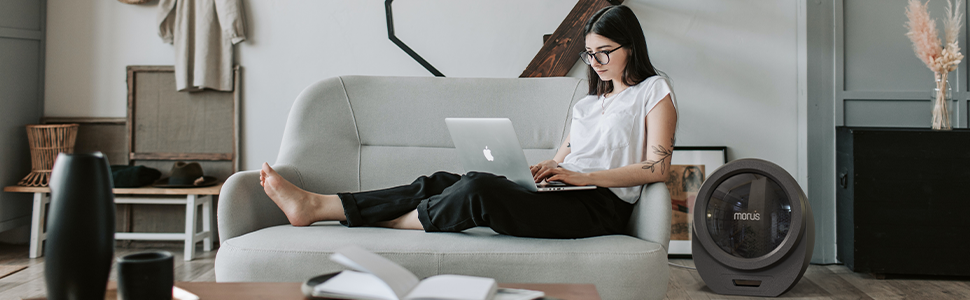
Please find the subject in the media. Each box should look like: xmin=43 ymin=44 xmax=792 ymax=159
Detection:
xmin=385 ymin=0 xmax=445 ymax=77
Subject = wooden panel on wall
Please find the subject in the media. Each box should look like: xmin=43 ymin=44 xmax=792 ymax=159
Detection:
xmin=0 ymin=0 xmax=44 ymax=241
xmin=0 ymin=38 xmax=42 ymax=186
xmin=0 ymin=0 xmax=42 ymax=30
xmin=842 ymin=99 xmax=959 ymax=127
xmin=839 ymin=0 xmax=968 ymax=128
xmin=0 ymin=40 xmax=41 ymax=220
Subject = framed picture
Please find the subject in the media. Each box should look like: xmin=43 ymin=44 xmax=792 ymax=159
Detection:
xmin=666 ymin=146 xmax=728 ymax=256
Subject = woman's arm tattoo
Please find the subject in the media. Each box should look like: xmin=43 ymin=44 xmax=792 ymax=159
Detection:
xmin=641 ymin=138 xmax=675 ymax=174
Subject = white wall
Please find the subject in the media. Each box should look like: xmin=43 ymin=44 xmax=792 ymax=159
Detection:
xmin=45 ymin=0 xmax=174 ymax=116
xmin=46 ymin=0 xmax=800 ymax=177
xmin=45 ymin=0 xmax=816 ymax=259
xmin=634 ymin=1 xmax=799 ymax=169
xmin=45 ymin=0 xmax=806 ymax=253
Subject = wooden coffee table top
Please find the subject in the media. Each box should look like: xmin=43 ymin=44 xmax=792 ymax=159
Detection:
xmin=24 ymin=281 xmax=600 ymax=300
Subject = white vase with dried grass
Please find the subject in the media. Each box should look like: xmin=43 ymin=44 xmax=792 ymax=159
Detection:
xmin=906 ymin=0 xmax=964 ymax=130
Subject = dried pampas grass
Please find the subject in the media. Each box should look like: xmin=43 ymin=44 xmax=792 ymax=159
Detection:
xmin=941 ymin=0 xmax=964 ymax=73
xmin=906 ymin=0 xmax=941 ymax=70
xmin=944 ymin=0 xmax=963 ymax=45
xmin=905 ymin=0 xmax=964 ymax=130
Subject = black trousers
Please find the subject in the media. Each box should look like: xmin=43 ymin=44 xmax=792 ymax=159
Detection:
xmin=337 ymin=171 xmax=634 ymax=239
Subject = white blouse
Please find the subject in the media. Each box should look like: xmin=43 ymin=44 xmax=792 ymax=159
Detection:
xmin=559 ymin=76 xmax=676 ymax=204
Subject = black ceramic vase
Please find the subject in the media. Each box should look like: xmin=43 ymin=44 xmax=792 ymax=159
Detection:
xmin=45 ymin=152 xmax=115 ymax=300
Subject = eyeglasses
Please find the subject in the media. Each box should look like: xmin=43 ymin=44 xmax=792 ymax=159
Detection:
xmin=579 ymin=46 xmax=623 ymax=65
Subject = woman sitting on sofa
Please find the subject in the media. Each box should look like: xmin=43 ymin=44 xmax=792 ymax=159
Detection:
xmin=260 ymin=4 xmax=677 ymax=239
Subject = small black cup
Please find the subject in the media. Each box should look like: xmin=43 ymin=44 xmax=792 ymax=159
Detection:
xmin=117 ymin=251 xmax=174 ymax=300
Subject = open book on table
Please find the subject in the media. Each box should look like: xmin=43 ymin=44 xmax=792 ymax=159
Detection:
xmin=311 ymin=245 xmax=498 ymax=300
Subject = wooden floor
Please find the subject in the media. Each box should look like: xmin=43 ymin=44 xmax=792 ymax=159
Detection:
xmin=0 ymin=243 xmax=967 ymax=300
xmin=667 ymin=258 xmax=970 ymax=300
xmin=0 ymin=243 xmax=215 ymax=300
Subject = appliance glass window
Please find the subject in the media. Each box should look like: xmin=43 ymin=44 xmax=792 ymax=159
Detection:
xmin=705 ymin=173 xmax=792 ymax=258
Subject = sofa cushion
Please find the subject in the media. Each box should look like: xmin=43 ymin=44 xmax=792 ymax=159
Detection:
xmin=276 ymin=76 xmax=587 ymax=195
xmin=215 ymin=222 xmax=669 ymax=300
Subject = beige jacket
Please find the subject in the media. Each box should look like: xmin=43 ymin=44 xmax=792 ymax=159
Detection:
xmin=158 ymin=0 xmax=246 ymax=92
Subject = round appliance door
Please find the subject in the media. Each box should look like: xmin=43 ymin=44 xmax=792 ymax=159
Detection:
xmin=704 ymin=172 xmax=793 ymax=259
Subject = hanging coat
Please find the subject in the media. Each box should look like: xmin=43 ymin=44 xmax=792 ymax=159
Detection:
xmin=158 ymin=0 xmax=246 ymax=92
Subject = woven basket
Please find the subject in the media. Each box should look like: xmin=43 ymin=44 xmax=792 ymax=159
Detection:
xmin=17 ymin=124 xmax=80 ymax=187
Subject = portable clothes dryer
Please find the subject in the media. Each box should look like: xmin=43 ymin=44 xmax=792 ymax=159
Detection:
xmin=692 ymin=158 xmax=814 ymax=297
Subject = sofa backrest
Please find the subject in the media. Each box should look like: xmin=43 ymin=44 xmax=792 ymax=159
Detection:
xmin=277 ymin=76 xmax=587 ymax=193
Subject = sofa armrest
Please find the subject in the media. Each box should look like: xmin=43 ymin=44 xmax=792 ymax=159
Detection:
xmin=217 ymin=165 xmax=305 ymax=243
xmin=626 ymin=182 xmax=672 ymax=251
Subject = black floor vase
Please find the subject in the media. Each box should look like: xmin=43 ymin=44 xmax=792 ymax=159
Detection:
xmin=45 ymin=152 xmax=115 ymax=300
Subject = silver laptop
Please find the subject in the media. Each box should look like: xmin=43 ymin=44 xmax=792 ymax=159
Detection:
xmin=445 ymin=118 xmax=597 ymax=192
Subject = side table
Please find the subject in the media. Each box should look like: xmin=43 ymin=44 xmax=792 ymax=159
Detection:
xmin=2 ymin=184 xmax=221 ymax=261
xmin=836 ymin=127 xmax=970 ymax=276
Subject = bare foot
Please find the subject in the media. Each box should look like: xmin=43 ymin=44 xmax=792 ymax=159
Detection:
xmin=261 ymin=162 xmax=321 ymax=226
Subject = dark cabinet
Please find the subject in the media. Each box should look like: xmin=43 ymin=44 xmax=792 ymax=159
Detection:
xmin=836 ymin=127 xmax=970 ymax=276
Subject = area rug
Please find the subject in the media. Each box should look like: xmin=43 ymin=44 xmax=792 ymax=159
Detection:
xmin=0 ymin=265 xmax=27 ymax=280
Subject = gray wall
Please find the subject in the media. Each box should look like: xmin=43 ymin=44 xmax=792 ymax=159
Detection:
xmin=0 ymin=0 xmax=46 ymax=241
xmin=805 ymin=0 xmax=968 ymax=265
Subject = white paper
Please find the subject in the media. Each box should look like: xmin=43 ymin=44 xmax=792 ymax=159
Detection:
xmin=404 ymin=275 xmax=497 ymax=300
xmin=332 ymin=245 xmax=421 ymax=300
xmin=493 ymin=288 xmax=545 ymax=300
xmin=313 ymin=270 xmax=399 ymax=300
xmin=321 ymin=246 xmax=497 ymax=300
xmin=331 ymin=253 xmax=371 ymax=274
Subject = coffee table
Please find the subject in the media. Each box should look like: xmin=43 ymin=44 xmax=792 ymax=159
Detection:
xmin=23 ymin=281 xmax=601 ymax=300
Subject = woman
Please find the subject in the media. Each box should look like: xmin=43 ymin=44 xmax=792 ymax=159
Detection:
xmin=260 ymin=5 xmax=676 ymax=239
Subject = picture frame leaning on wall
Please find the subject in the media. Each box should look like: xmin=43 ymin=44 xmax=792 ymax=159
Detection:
xmin=666 ymin=146 xmax=728 ymax=256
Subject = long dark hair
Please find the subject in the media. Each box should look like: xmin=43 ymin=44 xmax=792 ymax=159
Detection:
xmin=584 ymin=5 xmax=658 ymax=96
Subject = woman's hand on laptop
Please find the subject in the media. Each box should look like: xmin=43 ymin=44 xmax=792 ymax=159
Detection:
xmin=530 ymin=160 xmax=560 ymax=183
xmin=545 ymin=168 xmax=592 ymax=187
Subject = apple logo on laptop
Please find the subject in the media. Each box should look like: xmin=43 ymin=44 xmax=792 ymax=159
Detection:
xmin=483 ymin=146 xmax=494 ymax=161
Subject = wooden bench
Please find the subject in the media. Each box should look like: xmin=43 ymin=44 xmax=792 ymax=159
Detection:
xmin=3 ymin=184 xmax=220 ymax=261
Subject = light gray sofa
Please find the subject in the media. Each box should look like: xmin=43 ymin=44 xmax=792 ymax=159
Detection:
xmin=214 ymin=76 xmax=671 ymax=299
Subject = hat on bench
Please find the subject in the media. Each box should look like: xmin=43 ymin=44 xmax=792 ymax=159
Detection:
xmin=111 ymin=165 xmax=162 ymax=188
xmin=152 ymin=161 xmax=218 ymax=188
